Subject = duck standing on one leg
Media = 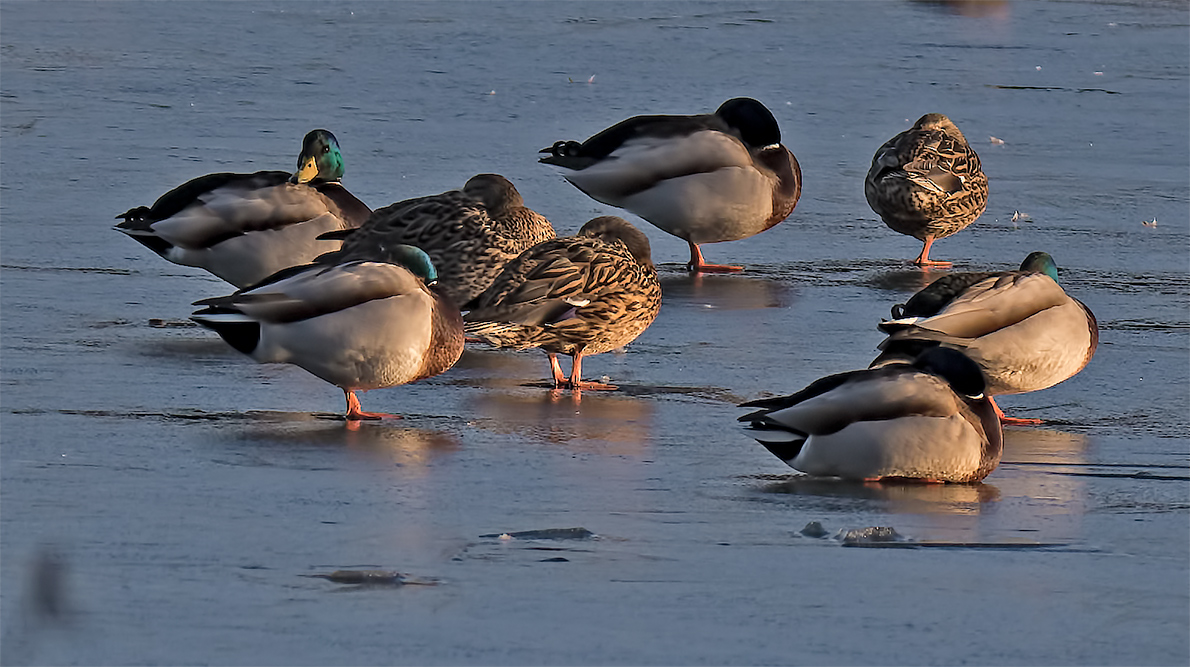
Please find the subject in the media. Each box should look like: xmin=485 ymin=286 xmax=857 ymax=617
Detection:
xmin=316 ymin=173 xmax=555 ymax=307
xmin=539 ymin=97 xmax=801 ymax=273
xmin=115 ymin=129 xmax=371 ymax=289
xmin=871 ymin=252 xmax=1098 ymax=425
xmin=462 ymin=216 xmax=661 ymax=391
xmin=738 ymin=347 xmax=1003 ymax=483
xmin=190 ymin=245 xmax=464 ymax=422
xmin=865 ymin=113 xmax=988 ymax=268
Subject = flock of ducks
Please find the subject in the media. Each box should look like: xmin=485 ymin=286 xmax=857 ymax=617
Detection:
xmin=115 ymin=98 xmax=1099 ymax=484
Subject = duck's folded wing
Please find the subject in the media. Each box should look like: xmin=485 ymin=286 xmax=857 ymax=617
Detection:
xmin=195 ymin=261 xmax=423 ymax=324
xmin=116 ymin=171 xmax=291 ymax=224
xmin=883 ymin=273 xmax=1069 ymax=340
xmin=545 ymin=113 xmax=727 ymax=163
xmin=560 ymin=131 xmax=755 ymax=200
xmin=133 ymin=180 xmax=344 ymax=250
xmin=742 ymin=371 xmax=959 ymax=436
xmin=887 ymin=271 xmax=1001 ymax=321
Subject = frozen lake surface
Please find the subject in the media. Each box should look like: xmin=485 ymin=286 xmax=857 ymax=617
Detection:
xmin=2 ymin=1 xmax=1188 ymax=665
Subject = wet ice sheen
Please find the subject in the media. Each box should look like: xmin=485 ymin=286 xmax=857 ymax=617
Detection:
xmin=1 ymin=1 xmax=1188 ymax=666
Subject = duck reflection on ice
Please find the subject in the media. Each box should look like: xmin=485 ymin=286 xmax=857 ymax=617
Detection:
xmin=759 ymin=475 xmax=1002 ymax=509
xmin=467 ymin=388 xmax=652 ymax=454
xmin=659 ymin=272 xmax=794 ymax=310
xmin=862 ymin=266 xmax=950 ymax=295
xmin=224 ymin=412 xmax=462 ymax=471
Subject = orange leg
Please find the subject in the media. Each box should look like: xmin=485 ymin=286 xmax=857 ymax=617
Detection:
xmin=914 ymin=236 xmax=952 ymax=268
xmin=990 ymin=396 xmax=1043 ymax=426
xmin=344 ymin=389 xmax=400 ymax=421
xmin=687 ymin=241 xmax=743 ymax=274
xmin=547 ymin=353 xmax=568 ymax=388
xmin=562 ymin=351 xmax=617 ymax=391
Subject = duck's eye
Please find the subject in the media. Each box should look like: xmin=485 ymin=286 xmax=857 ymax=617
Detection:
xmin=321 ymin=145 xmax=330 ymax=154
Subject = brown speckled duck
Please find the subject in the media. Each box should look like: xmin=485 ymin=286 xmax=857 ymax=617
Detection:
xmin=540 ymin=98 xmax=800 ymax=273
xmin=317 ymin=174 xmax=555 ymax=306
xmin=865 ymin=113 xmax=988 ymax=267
xmin=872 ymin=252 xmax=1098 ymax=425
xmin=191 ymin=245 xmax=463 ymax=421
xmin=739 ymin=347 xmax=1002 ymax=483
xmin=462 ymin=216 xmax=661 ymax=390
xmin=115 ymin=129 xmax=371 ymax=289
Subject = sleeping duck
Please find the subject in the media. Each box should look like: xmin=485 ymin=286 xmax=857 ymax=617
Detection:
xmin=739 ymin=347 xmax=1002 ymax=483
xmin=316 ymin=173 xmax=555 ymax=306
xmin=865 ymin=113 xmax=988 ymax=267
xmin=871 ymin=252 xmax=1098 ymax=425
xmin=462 ymin=216 xmax=661 ymax=390
xmin=116 ymin=129 xmax=371 ymax=289
xmin=190 ymin=245 xmax=464 ymax=421
xmin=540 ymin=97 xmax=801 ymax=273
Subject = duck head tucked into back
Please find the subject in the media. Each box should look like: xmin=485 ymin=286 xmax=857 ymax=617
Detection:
xmin=540 ymin=97 xmax=800 ymax=273
xmin=191 ymin=244 xmax=464 ymax=422
xmin=872 ymin=251 xmax=1098 ymax=425
xmin=739 ymin=347 xmax=1003 ymax=484
xmin=865 ymin=113 xmax=988 ymax=268
xmin=316 ymin=173 xmax=555 ymax=306
xmin=463 ymin=216 xmax=661 ymax=391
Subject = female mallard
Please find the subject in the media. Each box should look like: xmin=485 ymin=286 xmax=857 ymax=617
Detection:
xmin=540 ymin=97 xmax=801 ymax=273
xmin=190 ymin=245 xmax=464 ymax=421
xmin=739 ymin=347 xmax=1002 ymax=483
xmin=865 ymin=113 xmax=988 ymax=267
xmin=316 ymin=173 xmax=554 ymax=306
xmin=115 ymin=129 xmax=371 ymax=289
xmin=462 ymin=216 xmax=661 ymax=390
xmin=872 ymin=252 xmax=1098 ymax=425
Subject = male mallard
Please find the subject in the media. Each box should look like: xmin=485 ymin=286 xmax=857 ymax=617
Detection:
xmin=739 ymin=347 xmax=1002 ymax=483
xmin=865 ymin=113 xmax=988 ymax=267
xmin=462 ymin=216 xmax=661 ymax=390
xmin=539 ymin=97 xmax=801 ymax=273
xmin=316 ymin=174 xmax=555 ymax=306
xmin=190 ymin=245 xmax=464 ymax=421
xmin=115 ymin=129 xmax=371 ymax=289
xmin=872 ymin=252 xmax=1099 ymax=425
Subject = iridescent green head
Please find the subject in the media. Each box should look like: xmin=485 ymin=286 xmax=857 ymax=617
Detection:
xmin=388 ymin=244 xmax=438 ymax=285
xmin=291 ymin=129 xmax=345 ymax=184
xmin=1020 ymin=252 xmax=1059 ymax=282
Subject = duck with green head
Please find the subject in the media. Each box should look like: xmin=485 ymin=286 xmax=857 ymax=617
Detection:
xmin=872 ymin=252 xmax=1099 ymax=425
xmin=190 ymin=245 xmax=464 ymax=421
xmin=115 ymin=129 xmax=371 ymax=289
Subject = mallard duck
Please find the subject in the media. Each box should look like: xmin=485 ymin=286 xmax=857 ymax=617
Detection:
xmin=190 ymin=245 xmax=464 ymax=421
xmin=462 ymin=216 xmax=661 ymax=390
xmin=865 ymin=113 xmax=988 ymax=267
xmin=316 ymin=174 xmax=555 ymax=306
xmin=115 ymin=129 xmax=371 ymax=289
xmin=539 ymin=97 xmax=801 ymax=273
xmin=872 ymin=252 xmax=1099 ymax=425
xmin=739 ymin=347 xmax=1002 ymax=483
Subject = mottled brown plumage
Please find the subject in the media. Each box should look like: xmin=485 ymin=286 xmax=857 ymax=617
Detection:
xmin=318 ymin=174 xmax=554 ymax=306
xmin=463 ymin=216 xmax=661 ymax=390
xmin=865 ymin=113 xmax=988 ymax=267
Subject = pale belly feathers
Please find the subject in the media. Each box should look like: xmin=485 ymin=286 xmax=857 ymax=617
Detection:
xmin=253 ymin=291 xmax=435 ymax=391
